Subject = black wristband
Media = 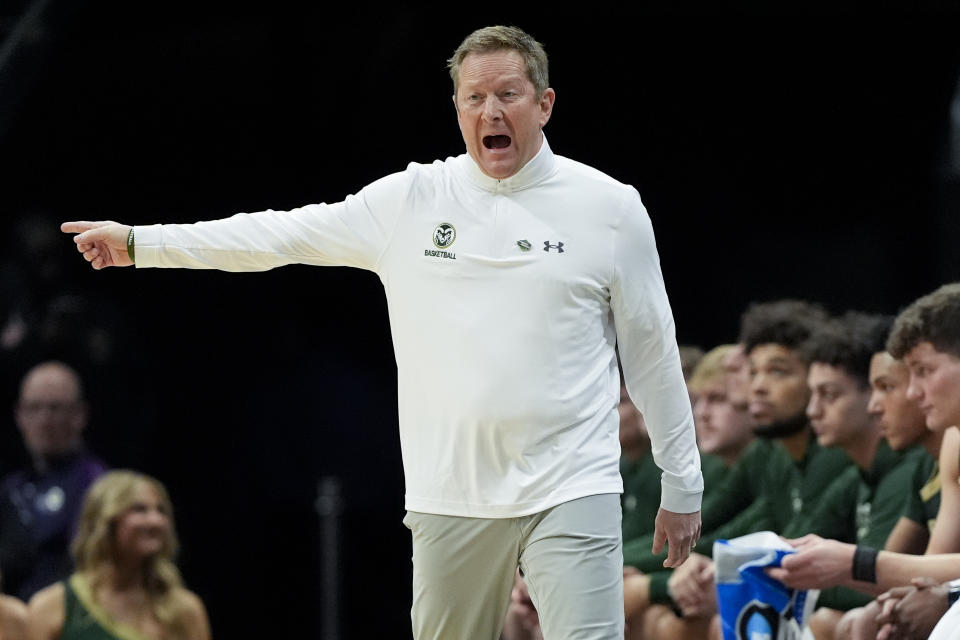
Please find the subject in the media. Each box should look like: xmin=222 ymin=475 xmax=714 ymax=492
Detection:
xmin=851 ymin=545 xmax=878 ymax=583
xmin=126 ymin=227 xmax=135 ymax=263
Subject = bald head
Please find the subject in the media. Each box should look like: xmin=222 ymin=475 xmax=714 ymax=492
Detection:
xmin=15 ymin=361 xmax=87 ymax=461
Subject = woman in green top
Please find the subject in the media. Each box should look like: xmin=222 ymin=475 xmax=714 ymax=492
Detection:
xmin=26 ymin=471 xmax=210 ymax=640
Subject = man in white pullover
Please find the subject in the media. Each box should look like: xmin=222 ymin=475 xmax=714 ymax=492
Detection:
xmin=62 ymin=26 xmax=702 ymax=640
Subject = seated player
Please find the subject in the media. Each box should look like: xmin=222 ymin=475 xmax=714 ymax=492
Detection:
xmin=789 ymin=313 xmax=927 ymax=638
xmin=832 ymin=341 xmax=951 ymax=639
xmin=770 ymin=284 xmax=960 ymax=637
xmin=26 ymin=470 xmax=210 ymax=640
xmin=642 ymin=302 xmax=857 ymax=638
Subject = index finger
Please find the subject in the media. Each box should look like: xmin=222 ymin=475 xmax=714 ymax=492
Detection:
xmin=61 ymin=221 xmax=102 ymax=234
xmin=779 ymin=552 xmax=802 ymax=570
xmin=766 ymin=567 xmax=789 ymax=583
xmin=876 ymin=596 xmax=899 ymax=625
xmin=783 ymin=534 xmax=818 ymax=548
xmin=877 ymin=586 xmax=913 ymax=602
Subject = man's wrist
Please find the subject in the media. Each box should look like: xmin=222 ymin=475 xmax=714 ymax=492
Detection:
xmin=126 ymin=227 xmax=135 ymax=263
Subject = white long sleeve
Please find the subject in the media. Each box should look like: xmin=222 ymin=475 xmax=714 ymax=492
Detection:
xmin=136 ymin=138 xmax=702 ymax=517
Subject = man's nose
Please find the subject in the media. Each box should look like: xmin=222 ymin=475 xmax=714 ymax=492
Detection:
xmin=867 ymin=392 xmax=883 ymax=416
xmin=806 ymin=395 xmax=822 ymax=419
xmin=906 ymin=377 xmax=922 ymax=401
xmin=482 ymin=97 xmax=503 ymax=121
xmin=693 ymin=401 xmax=708 ymax=425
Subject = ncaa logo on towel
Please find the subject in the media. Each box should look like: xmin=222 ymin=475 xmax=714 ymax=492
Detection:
xmin=735 ymin=600 xmax=779 ymax=640
xmin=433 ymin=223 xmax=456 ymax=249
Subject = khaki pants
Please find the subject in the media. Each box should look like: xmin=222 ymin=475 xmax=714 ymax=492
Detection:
xmin=403 ymin=493 xmax=624 ymax=640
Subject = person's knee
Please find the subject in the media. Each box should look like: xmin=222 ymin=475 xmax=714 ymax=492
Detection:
xmin=809 ymin=607 xmax=844 ymax=640
xmin=843 ymin=601 xmax=880 ymax=640
xmin=834 ymin=607 xmax=860 ymax=640
xmin=652 ymin=610 xmax=714 ymax=640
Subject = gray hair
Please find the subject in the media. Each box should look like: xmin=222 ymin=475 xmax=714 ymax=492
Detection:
xmin=448 ymin=26 xmax=549 ymax=98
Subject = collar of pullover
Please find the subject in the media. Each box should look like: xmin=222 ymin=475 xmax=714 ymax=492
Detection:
xmin=459 ymin=134 xmax=557 ymax=193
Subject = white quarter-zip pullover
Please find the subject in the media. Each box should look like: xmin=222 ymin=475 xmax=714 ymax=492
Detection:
xmin=136 ymin=137 xmax=703 ymax=518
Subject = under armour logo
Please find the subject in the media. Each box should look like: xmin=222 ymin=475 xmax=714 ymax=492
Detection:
xmin=543 ymin=241 xmax=564 ymax=253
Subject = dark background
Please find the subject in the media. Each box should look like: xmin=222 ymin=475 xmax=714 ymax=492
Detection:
xmin=1 ymin=3 xmax=959 ymax=638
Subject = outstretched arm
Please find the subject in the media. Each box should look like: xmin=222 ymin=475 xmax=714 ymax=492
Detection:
xmin=62 ymin=175 xmax=408 ymax=274
xmin=61 ymin=221 xmax=133 ymax=270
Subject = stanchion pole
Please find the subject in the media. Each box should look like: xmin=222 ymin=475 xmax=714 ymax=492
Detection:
xmin=316 ymin=476 xmax=343 ymax=640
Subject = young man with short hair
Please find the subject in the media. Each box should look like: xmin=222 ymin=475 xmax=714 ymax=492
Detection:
xmin=793 ymin=313 xmax=927 ymax=635
xmin=836 ymin=341 xmax=954 ymax=640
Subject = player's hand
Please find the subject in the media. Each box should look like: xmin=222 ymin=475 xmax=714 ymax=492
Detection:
xmin=652 ymin=507 xmax=701 ymax=568
xmin=61 ymin=221 xmax=133 ymax=270
xmin=875 ymin=578 xmax=948 ymax=640
xmin=766 ymin=538 xmax=855 ymax=590
xmin=667 ymin=553 xmax=716 ymax=617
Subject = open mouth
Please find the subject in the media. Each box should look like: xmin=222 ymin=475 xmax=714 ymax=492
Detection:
xmin=483 ymin=135 xmax=512 ymax=150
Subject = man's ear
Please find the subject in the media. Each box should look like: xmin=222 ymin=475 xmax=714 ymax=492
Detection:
xmin=539 ymin=88 xmax=556 ymax=128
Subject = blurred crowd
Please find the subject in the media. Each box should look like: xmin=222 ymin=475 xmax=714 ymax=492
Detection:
xmin=0 ymin=217 xmax=205 ymax=639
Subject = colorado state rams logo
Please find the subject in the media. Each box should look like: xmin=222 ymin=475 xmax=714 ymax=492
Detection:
xmin=433 ymin=223 xmax=456 ymax=249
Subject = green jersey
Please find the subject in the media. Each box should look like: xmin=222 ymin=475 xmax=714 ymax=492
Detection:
xmin=903 ymin=454 xmax=939 ymax=533
xmin=813 ymin=442 xmax=926 ymax=611
xmin=61 ymin=574 xmax=152 ymax=640
xmin=630 ymin=431 xmax=855 ymax=605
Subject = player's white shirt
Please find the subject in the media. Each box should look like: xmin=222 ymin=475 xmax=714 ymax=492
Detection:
xmin=136 ymin=137 xmax=703 ymax=518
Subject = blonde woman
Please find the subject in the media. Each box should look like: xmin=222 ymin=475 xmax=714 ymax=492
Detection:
xmin=26 ymin=471 xmax=210 ymax=640
xmin=0 ymin=570 xmax=28 ymax=640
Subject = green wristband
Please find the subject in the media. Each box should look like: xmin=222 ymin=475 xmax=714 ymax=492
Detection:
xmin=126 ymin=227 xmax=135 ymax=264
